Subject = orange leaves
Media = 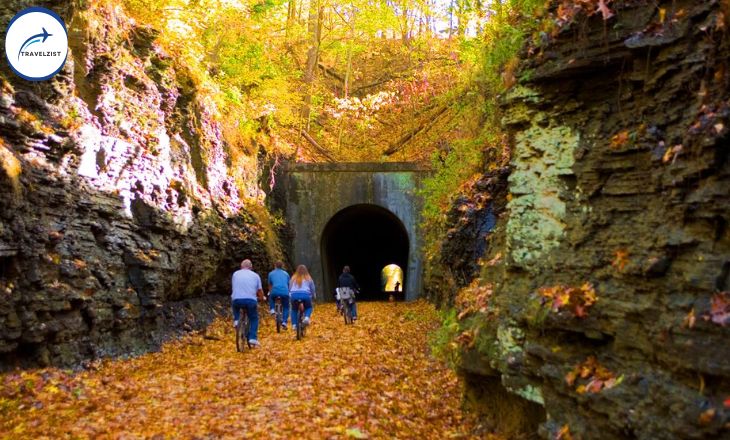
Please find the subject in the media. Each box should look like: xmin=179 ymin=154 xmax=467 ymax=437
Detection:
xmin=698 ymin=408 xmax=716 ymax=426
xmin=610 ymin=130 xmax=629 ymax=149
xmin=611 ymin=249 xmax=629 ymax=271
xmin=0 ymin=302 xmax=487 ymax=439
xmin=538 ymin=283 xmax=598 ymax=318
xmin=662 ymin=144 xmax=683 ymax=164
xmin=555 ymin=424 xmax=573 ymax=440
xmin=565 ymin=356 xmax=622 ymax=394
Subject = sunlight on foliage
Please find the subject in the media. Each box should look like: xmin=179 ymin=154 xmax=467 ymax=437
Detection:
xmin=0 ymin=141 xmax=22 ymax=199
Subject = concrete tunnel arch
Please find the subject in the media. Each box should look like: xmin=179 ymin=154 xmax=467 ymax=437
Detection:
xmin=284 ymin=162 xmax=429 ymax=301
xmin=321 ymin=204 xmax=409 ymax=301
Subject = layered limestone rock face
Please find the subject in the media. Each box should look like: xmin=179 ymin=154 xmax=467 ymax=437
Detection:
xmin=0 ymin=2 xmax=280 ymax=368
xmin=430 ymin=1 xmax=730 ymax=438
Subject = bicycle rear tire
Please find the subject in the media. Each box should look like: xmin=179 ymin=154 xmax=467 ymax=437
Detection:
xmin=296 ymin=301 xmax=304 ymax=340
xmin=236 ymin=309 xmax=251 ymax=352
xmin=275 ymin=301 xmax=283 ymax=333
xmin=236 ymin=318 xmax=244 ymax=352
xmin=245 ymin=315 xmax=251 ymax=349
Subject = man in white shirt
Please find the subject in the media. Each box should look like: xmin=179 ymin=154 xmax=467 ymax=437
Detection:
xmin=231 ymin=259 xmax=264 ymax=347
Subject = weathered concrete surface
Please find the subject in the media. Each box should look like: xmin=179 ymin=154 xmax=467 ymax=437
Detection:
xmin=285 ymin=162 xmax=429 ymax=301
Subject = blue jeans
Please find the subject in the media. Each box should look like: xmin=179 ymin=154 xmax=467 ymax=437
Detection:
xmin=231 ymin=298 xmax=259 ymax=341
xmin=268 ymin=293 xmax=290 ymax=325
xmin=290 ymin=292 xmax=312 ymax=326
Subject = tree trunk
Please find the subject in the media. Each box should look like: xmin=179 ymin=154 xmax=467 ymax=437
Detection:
xmin=286 ymin=0 xmax=296 ymax=39
xmin=302 ymin=0 xmax=323 ymax=130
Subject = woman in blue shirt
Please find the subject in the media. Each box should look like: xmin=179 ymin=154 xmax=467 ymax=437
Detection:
xmin=289 ymin=264 xmax=316 ymax=329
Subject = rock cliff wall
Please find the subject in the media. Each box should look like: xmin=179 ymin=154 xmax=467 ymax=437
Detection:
xmin=429 ymin=1 xmax=730 ymax=438
xmin=0 ymin=1 xmax=282 ymax=368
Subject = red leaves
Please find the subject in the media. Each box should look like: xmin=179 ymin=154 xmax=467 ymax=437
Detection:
xmin=539 ymin=283 xmax=597 ymax=318
xmin=709 ymin=292 xmax=730 ymax=326
xmin=556 ymin=0 xmax=615 ymax=28
xmin=596 ymin=0 xmax=614 ymax=20
xmin=455 ymin=280 xmax=494 ymax=320
xmin=565 ymin=356 xmax=622 ymax=394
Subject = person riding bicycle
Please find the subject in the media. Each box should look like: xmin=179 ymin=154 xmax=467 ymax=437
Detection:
xmin=231 ymin=259 xmax=264 ymax=347
xmin=267 ymin=261 xmax=291 ymax=330
xmin=289 ymin=264 xmax=316 ymax=330
xmin=336 ymin=265 xmax=359 ymax=320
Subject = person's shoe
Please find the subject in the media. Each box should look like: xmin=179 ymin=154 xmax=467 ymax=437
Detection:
xmin=248 ymin=339 xmax=260 ymax=347
xmin=282 ymin=324 xmax=288 ymax=330
xmin=269 ymin=309 xmax=275 ymax=315
xmin=302 ymin=316 xmax=311 ymax=326
xmin=291 ymin=325 xmax=297 ymax=331
xmin=353 ymin=316 xmax=358 ymax=321
xmin=233 ymin=320 xmax=239 ymax=328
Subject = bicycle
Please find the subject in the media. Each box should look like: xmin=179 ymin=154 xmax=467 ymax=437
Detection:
xmin=235 ymin=307 xmax=252 ymax=352
xmin=274 ymin=296 xmax=284 ymax=333
xmin=292 ymin=299 xmax=306 ymax=340
xmin=337 ymin=288 xmax=355 ymax=325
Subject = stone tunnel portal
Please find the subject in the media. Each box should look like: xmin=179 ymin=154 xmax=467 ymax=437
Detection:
xmin=321 ymin=204 xmax=409 ymax=301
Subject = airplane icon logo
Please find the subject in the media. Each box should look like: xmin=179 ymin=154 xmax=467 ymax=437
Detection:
xmin=18 ymin=27 xmax=53 ymax=60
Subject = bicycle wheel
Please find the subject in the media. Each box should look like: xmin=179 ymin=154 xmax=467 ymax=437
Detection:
xmin=275 ymin=300 xmax=282 ymax=333
xmin=296 ymin=302 xmax=304 ymax=340
xmin=244 ymin=313 xmax=251 ymax=349
xmin=235 ymin=312 xmax=244 ymax=352
xmin=347 ymin=302 xmax=354 ymax=325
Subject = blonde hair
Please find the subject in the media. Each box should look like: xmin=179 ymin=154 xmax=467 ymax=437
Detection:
xmin=290 ymin=264 xmax=312 ymax=287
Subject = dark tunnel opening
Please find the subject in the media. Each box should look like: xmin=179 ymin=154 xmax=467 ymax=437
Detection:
xmin=321 ymin=204 xmax=409 ymax=301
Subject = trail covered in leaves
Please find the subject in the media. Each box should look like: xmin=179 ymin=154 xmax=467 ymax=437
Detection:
xmin=0 ymin=301 xmax=493 ymax=439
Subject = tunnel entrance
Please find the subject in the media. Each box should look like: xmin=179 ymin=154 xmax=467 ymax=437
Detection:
xmin=321 ymin=204 xmax=409 ymax=301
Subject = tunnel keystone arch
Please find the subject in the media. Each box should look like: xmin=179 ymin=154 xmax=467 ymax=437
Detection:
xmin=284 ymin=162 xmax=429 ymax=301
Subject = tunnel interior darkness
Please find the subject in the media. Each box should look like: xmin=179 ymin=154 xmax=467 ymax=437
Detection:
xmin=321 ymin=204 xmax=409 ymax=301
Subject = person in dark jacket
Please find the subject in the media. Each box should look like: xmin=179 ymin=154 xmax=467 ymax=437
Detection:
xmin=336 ymin=266 xmax=359 ymax=320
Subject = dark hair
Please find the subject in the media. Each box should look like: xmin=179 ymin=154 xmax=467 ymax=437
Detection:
xmin=343 ymin=266 xmax=350 ymax=273
xmin=275 ymin=261 xmax=284 ymax=269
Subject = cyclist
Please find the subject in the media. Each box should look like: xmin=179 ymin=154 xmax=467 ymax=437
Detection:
xmin=231 ymin=259 xmax=264 ymax=347
xmin=267 ymin=261 xmax=291 ymax=330
xmin=289 ymin=264 xmax=316 ymax=329
xmin=337 ymin=265 xmax=359 ymax=320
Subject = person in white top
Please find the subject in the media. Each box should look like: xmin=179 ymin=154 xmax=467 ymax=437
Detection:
xmin=231 ymin=259 xmax=264 ymax=347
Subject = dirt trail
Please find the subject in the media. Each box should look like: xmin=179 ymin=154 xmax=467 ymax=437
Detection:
xmin=1 ymin=301 xmax=494 ymax=439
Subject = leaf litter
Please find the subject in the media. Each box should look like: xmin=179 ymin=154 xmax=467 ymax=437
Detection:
xmin=0 ymin=301 xmax=496 ymax=439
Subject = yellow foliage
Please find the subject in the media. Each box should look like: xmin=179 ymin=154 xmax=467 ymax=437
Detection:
xmin=0 ymin=141 xmax=22 ymax=199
